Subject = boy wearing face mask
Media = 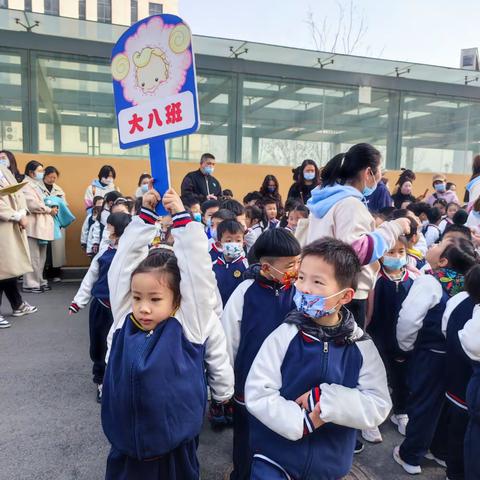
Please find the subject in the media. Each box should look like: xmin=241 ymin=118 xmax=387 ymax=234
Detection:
xmin=363 ymin=237 xmax=415 ymax=444
xmin=244 ymin=238 xmax=391 ymax=480
xmin=213 ymin=220 xmax=248 ymax=308
xmin=69 ymin=213 xmax=132 ymax=403
xmin=222 ymin=228 xmax=301 ymax=480
xmin=208 ymin=208 xmax=236 ymax=263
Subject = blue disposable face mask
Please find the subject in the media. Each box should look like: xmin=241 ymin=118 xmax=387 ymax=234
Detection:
xmin=362 ymin=169 xmax=377 ymax=197
xmin=267 ymin=186 xmax=276 ymax=193
xmin=210 ymin=228 xmax=218 ymax=241
xmin=435 ymin=183 xmax=446 ymax=193
xmin=0 ymin=159 xmax=9 ymax=168
xmin=193 ymin=212 xmax=202 ymax=222
xmin=294 ymin=288 xmax=346 ymax=319
xmin=35 ymin=172 xmax=44 ymax=181
xmin=203 ymin=166 xmax=214 ymax=176
xmin=382 ymin=255 xmax=407 ymax=271
xmin=140 ymin=184 xmax=149 ymax=193
xmin=303 ymin=172 xmax=315 ymax=181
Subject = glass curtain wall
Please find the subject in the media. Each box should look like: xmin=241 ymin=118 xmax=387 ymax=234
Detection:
xmin=241 ymin=76 xmax=392 ymax=167
xmin=3 ymin=45 xmax=480 ymax=171
xmin=0 ymin=50 xmax=23 ymax=151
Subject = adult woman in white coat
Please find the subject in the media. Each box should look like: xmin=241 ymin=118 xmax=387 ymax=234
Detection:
xmin=22 ymin=161 xmax=56 ymax=293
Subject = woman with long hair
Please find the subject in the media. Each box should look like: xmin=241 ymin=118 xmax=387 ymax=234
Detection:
xmin=287 ymin=159 xmax=320 ymax=205
xmin=465 ymin=154 xmax=480 ymax=208
xmin=259 ymin=174 xmax=284 ymax=214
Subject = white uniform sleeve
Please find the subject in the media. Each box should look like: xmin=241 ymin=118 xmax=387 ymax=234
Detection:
xmin=424 ymin=227 xmax=440 ymax=248
xmin=72 ymin=254 xmax=100 ymax=308
xmin=221 ymin=279 xmax=253 ymax=366
xmin=214 ymin=285 xmax=223 ymax=318
xmin=204 ymin=318 xmax=234 ymax=402
xmin=459 ymin=305 xmax=480 ymax=362
xmin=245 ymin=323 xmax=305 ymax=441
xmin=106 ymin=216 xmax=155 ymax=358
xmin=319 ymin=339 xmax=392 ymax=430
xmin=89 ymin=221 xmax=101 ymax=248
xmin=442 ymin=292 xmax=469 ymax=337
xmin=396 ymin=275 xmax=443 ymax=351
xmin=173 ymin=216 xmax=219 ymax=345
xmin=80 ymin=215 xmax=90 ymax=245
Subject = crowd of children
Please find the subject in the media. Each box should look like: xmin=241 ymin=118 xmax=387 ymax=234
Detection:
xmin=68 ymin=147 xmax=480 ymax=480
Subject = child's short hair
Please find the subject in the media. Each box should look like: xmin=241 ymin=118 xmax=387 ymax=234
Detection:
xmin=443 ymin=223 xmax=472 ymax=241
xmin=182 ymin=194 xmax=201 ymax=209
xmin=433 ymin=198 xmax=447 ymax=209
xmin=289 ymin=204 xmax=309 ymax=218
xmin=252 ymin=228 xmax=301 ymax=262
xmin=407 ymin=202 xmax=430 ymax=217
xmin=106 ymin=212 xmax=132 ymax=237
xmin=93 ymin=195 xmax=104 ymax=206
xmin=453 ymin=209 xmax=469 ymax=225
xmin=201 ymin=199 xmax=220 ymax=214
xmin=261 ymin=197 xmax=277 ymax=207
xmin=132 ymin=249 xmax=181 ymax=308
xmin=212 ymin=208 xmax=236 ymax=222
xmin=440 ymin=237 xmax=477 ymax=274
xmin=217 ymin=219 xmax=245 ymax=241
xmin=301 ymin=238 xmax=361 ymax=289
xmin=427 ymin=207 xmax=442 ymax=224
xmin=221 ymin=199 xmax=245 ymax=216
xmin=222 ymin=189 xmax=233 ymax=197
xmin=465 ymin=264 xmax=480 ymax=304
xmin=104 ymin=191 xmax=123 ymax=205
xmin=243 ymin=191 xmax=263 ymax=205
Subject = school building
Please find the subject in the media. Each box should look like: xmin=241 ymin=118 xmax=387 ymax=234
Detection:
xmin=0 ymin=4 xmax=479 ymax=266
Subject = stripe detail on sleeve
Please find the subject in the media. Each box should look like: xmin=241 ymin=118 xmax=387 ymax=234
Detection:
xmin=172 ymin=211 xmax=192 ymax=228
xmin=303 ymin=410 xmax=315 ymax=436
xmin=139 ymin=207 xmax=159 ymax=225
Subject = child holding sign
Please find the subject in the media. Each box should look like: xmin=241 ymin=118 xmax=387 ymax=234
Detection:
xmin=102 ymin=189 xmax=224 ymax=479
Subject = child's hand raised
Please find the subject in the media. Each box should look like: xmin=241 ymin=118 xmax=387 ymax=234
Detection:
xmin=162 ymin=188 xmax=184 ymax=215
xmin=142 ymin=187 xmax=161 ymax=211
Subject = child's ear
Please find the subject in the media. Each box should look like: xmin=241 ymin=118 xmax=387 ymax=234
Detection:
xmin=339 ymin=288 xmax=355 ymax=305
xmin=438 ymin=257 xmax=449 ymax=268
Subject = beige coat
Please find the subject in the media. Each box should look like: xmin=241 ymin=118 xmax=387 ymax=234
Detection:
xmin=23 ymin=176 xmax=55 ymax=241
xmin=0 ymin=167 xmax=33 ymax=280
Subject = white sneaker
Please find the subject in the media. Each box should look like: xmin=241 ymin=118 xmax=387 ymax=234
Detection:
xmin=12 ymin=302 xmax=38 ymax=317
xmin=361 ymin=426 xmax=383 ymax=443
xmin=391 ymin=414 xmax=409 ymax=436
xmin=393 ymin=446 xmax=421 ymax=475
xmin=425 ymin=451 xmax=447 ymax=468
xmin=0 ymin=316 xmax=11 ymax=329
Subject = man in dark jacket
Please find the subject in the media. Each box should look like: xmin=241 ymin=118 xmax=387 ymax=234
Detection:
xmin=180 ymin=153 xmax=222 ymax=203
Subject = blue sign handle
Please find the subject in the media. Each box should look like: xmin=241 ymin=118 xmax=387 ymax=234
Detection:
xmin=149 ymin=139 xmax=170 ymax=216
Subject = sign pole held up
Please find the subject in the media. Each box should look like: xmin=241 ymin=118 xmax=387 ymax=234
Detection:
xmin=111 ymin=14 xmax=200 ymax=215
xmin=149 ymin=139 xmax=169 ymax=216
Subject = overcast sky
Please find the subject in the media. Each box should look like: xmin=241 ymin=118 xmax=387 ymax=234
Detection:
xmin=180 ymin=0 xmax=480 ymax=68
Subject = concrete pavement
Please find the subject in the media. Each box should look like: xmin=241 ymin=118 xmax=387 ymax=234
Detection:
xmin=0 ymin=283 xmax=444 ymax=479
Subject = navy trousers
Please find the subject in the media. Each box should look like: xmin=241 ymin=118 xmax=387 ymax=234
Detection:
xmin=105 ymin=441 xmax=199 ymax=480
xmin=230 ymin=400 xmax=252 ymax=480
xmin=250 ymin=457 xmax=289 ymax=480
xmin=89 ymin=298 xmax=113 ymax=385
xmin=445 ymin=402 xmax=469 ymax=480
xmin=465 ymin=375 xmax=480 ymax=480
xmin=400 ymin=349 xmax=447 ymax=466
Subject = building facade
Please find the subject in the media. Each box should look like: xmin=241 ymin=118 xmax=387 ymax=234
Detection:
xmin=0 ymin=6 xmax=480 ymax=174
xmin=0 ymin=0 xmax=174 ymax=24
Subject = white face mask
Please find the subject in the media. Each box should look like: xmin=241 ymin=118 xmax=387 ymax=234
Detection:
xmin=102 ymin=177 xmax=114 ymax=185
xmin=223 ymin=242 xmax=244 ymax=259
xmin=0 ymin=157 xmax=10 ymax=168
